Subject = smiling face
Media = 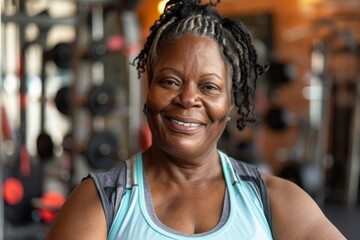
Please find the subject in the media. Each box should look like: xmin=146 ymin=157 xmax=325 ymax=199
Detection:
xmin=146 ymin=34 xmax=233 ymax=158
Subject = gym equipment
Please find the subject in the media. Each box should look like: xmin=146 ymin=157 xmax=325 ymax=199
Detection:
xmin=18 ymin=38 xmax=32 ymax=177
xmin=86 ymin=131 xmax=119 ymax=169
xmin=1 ymin=11 xmax=76 ymax=28
xmin=62 ymin=131 xmax=119 ymax=169
xmin=36 ymin=132 xmax=54 ymax=161
xmin=86 ymin=36 xmax=125 ymax=60
xmin=284 ymin=15 xmax=360 ymax=204
xmin=36 ymin=24 xmax=55 ymax=161
xmin=264 ymin=106 xmax=297 ymax=131
xmin=3 ymin=178 xmax=24 ymax=206
xmin=45 ymin=42 xmax=73 ymax=70
xmin=266 ymin=61 xmax=296 ymax=87
xmin=32 ymin=191 xmax=65 ymax=224
xmin=120 ymin=11 xmax=142 ymax=154
xmin=55 ymin=84 xmax=116 ymax=116
xmin=3 ymin=164 xmax=44 ymax=225
xmin=1 ymin=106 xmax=11 ymax=140
xmin=347 ymin=62 xmax=360 ymax=206
xmin=44 ymin=36 xmax=124 ymax=70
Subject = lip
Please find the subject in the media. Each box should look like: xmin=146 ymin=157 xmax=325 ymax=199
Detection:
xmin=163 ymin=115 xmax=205 ymax=134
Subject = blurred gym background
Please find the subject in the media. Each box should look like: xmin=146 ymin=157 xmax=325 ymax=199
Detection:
xmin=0 ymin=0 xmax=359 ymax=239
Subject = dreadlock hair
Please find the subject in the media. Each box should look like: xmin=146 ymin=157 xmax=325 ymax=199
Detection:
xmin=133 ymin=0 xmax=268 ymax=131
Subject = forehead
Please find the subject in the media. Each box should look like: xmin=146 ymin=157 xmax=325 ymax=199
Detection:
xmin=151 ymin=35 xmax=233 ymax=91
xmin=155 ymin=34 xmax=226 ymax=69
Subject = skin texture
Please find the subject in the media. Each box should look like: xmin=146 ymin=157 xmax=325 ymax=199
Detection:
xmin=142 ymin=35 xmax=232 ymax=233
xmin=145 ymin=35 xmax=233 ymax=162
xmin=46 ymin=35 xmax=345 ymax=240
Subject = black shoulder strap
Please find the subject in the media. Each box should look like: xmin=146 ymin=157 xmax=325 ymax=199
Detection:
xmin=86 ymin=161 xmax=127 ymax=233
xmin=229 ymin=157 xmax=272 ymax=228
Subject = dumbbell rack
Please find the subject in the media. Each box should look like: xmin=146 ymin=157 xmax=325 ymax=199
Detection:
xmin=1 ymin=0 xmax=79 ymax=235
xmin=303 ymin=18 xmax=360 ymax=206
xmin=0 ymin=0 xmax=143 ymax=236
xmin=66 ymin=1 xmax=143 ymax=186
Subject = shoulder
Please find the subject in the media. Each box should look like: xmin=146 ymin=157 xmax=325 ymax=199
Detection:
xmin=228 ymin=157 xmax=272 ymax=227
xmin=47 ymin=157 xmax=134 ymax=240
xmin=47 ymin=178 xmax=107 ymax=240
xmin=261 ymin=173 xmax=346 ymax=240
xmin=89 ymin=160 xmax=127 ymax=189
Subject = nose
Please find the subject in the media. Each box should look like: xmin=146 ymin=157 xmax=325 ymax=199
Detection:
xmin=173 ymin=84 xmax=201 ymax=109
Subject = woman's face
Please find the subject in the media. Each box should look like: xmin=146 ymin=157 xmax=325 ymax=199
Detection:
xmin=146 ymin=34 xmax=233 ymax=157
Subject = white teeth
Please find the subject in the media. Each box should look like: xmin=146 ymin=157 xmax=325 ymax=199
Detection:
xmin=171 ymin=119 xmax=200 ymax=127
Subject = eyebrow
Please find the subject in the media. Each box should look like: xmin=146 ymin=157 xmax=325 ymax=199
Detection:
xmin=200 ymin=73 xmax=223 ymax=81
xmin=159 ymin=67 xmax=182 ymax=77
xmin=159 ymin=67 xmax=223 ymax=81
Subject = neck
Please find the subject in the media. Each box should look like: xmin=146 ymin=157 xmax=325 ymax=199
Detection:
xmin=143 ymin=145 xmax=223 ymax=185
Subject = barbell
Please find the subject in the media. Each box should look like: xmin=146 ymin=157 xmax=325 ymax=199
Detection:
xmin=55 ymin=83 xmax=116 ymax=116
xmin=46 ymin=36 xmax=124 ymax=69
xmin=62 ymin=131 xmax=119 ymax=169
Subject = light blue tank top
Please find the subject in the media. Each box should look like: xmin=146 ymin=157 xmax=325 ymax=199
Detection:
xmin=105 ymin=152 xmax=273 ymax=240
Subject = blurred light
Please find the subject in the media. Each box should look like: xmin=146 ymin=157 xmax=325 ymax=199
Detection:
xmin=301 ymin=0 xmax=323 ymax=5
xmin=3 ymin=74 xmax=18 ymax=93
xmin=107 ymin=36 xmax=124 ymax=51
xmin=311 ymin=50 xmax=325 ymax=75
xmin=49 ymin=1 xmax=76 ymax=17
xmin=300 ymin=0 xmax=323 ymax=14
xmin=302 ymin=86 xmax=323 ymax=100
xmin=276 ymin=148 xmax=290 ymax=162
xmin=4 ymin=140 xmax=15 ymax=156
xmin=158 ymin=0 xmax=168 ymax=14
xmin=27 ymin=75 xmax=42 ymax=97
xmin=304 ymin=73 xmax=324 ymax=129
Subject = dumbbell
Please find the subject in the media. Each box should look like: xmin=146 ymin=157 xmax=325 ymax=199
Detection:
xmin=85 ymin=36 xmax=124 ymax=60
xmin=55 ymin=83 xmax=116 ymax=116
xmin=266 ymin=61 xmax=296 ymax=87
xmin=265 ymin=61 xmax=297 ymax=98
xmin=45 ymin=42 xmax=73 ymax=69
xmin=62 ymin=131 xmax=119 ymax=169
xmin=45 ymin=36 xmax=124 ymax=69
xmin=36 ymin=132 xmax=54 ymax=161
xmin=264 ymin=106 xmax=297 ymax=131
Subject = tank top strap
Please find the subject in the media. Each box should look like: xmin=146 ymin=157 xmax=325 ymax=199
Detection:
xmin=125 ymin=156 xmax=137 ymax=188
xmin=218 ymin=150 xmax=240 ymax=185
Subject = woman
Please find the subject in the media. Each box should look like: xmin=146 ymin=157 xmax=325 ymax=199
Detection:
xmin=47 ymin=0 xmax=345 ymax=239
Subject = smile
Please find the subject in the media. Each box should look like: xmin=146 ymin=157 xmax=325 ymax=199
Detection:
xmin=171 ymin=119 xmax=201 ymax=127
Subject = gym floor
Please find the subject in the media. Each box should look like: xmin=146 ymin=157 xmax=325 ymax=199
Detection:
xmin=323 ymin=203 xmax=360 ymax=239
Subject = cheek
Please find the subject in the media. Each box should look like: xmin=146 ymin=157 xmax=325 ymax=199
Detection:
xmin=205 ymin=98 xmax=232 ymax=122
xmin=146 ymin=86 xmax=171 ymax=112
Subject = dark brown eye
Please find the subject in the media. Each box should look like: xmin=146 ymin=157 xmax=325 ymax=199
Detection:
xmin=201 ymin=83 xmax=222 ymax=95
xmin=159 ymin=79 xmax=181 ymax=89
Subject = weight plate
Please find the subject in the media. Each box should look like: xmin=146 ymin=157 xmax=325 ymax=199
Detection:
xmin=36 ymin=132 xmax=54 ymax=161
xmin=86 ymin=131 xmax=118 ymax=169
xmin=52 ymin=43 xmax=72 ymax=69
xmin=87 ymin=84 xmax=116 ymax=116
xmin=55 ymin=86 xmax=70 ymax=115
